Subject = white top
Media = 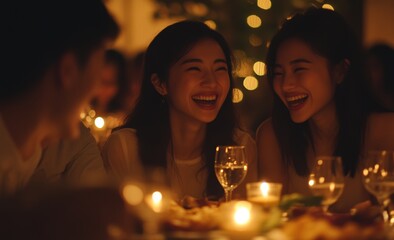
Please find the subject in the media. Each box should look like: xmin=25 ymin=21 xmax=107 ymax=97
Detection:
xmin=102 ymin=128 xmax=258 ymax=199
xmin=29 ymin=123 xmax=106 ymax=187
xmin=0 ymin=115 xmax=42 ymax=196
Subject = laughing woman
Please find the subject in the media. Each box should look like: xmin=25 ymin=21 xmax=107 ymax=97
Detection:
xmin=102 ymin=21 xmax=257 ymax=200
xmin=256 ymin=8 xmax=394 ymax=212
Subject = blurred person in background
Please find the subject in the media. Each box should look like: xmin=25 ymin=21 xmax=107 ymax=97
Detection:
xmin=124 ymin=51 xmax=145 ymax=113
xmin=0 ymin=0 xmax=119 ymax=196
xmin=91 ymin=49 xmax=128 ymax=117
xmin=366 ymin=43 xmax=394 ymax=112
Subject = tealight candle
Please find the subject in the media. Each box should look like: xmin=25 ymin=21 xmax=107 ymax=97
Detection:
xmin=220 ymin=201 xmax=263 ymax=235
xmin=146 ymin=191 xmax=163 ymax=213
xmin=246 ymin=182 xmax=282 ymax=208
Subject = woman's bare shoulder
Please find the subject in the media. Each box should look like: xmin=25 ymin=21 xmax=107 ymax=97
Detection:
xmin=256 ymin=118 xmax=276 ymax=142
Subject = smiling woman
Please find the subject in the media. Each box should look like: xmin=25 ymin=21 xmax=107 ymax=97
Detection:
xmin=255 ymin=7 xmax=394 ymax=213
xmin=102 ymin=20 xmax=258 ymax=201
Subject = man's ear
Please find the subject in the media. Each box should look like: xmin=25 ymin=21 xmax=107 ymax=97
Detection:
xmin=56 ymin=52 xmax=79 ymax=90
xmin=151 ymin=73 xmax=167 ymax=95
xmin=333 ymin=59 xmax=350 ymax=84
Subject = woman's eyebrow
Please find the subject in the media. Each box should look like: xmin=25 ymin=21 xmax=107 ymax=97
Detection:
xmin=290 ymin=58 xmax=312 ymax=65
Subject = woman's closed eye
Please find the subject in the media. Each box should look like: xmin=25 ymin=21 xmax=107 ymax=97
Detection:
xmin=186 ymin=66 xmax=201 ymax=72
xmin=273 ymin=71 xmax=284 ymax=77
xmin=294 ymin=67 xmax=307 ymax=73
xmin=215 ymin=66 xmax=228 ymax=72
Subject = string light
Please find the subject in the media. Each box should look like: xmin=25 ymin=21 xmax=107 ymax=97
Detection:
xmin=243 ymin=76 xmax=259 ymax=91
xmin=253 ymin=61 xmax=266 ymax=76
xmin=232 ymin=88 xmax=244 ymax=103
xmin=247 ymin=15 xmax=262 ymax=28
xmin=322 ymin=4 xmax=334 ymax=11
xmin=257 ymin=0 xmax=272 ymax=10
xmin=204 ymin=20 xmax=217 ymax=30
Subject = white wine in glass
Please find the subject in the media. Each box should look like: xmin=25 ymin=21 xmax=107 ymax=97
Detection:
xmin=308 ymin=156 xmax=345 ymax=212
xmin=362 ymin=150 xmax=394 ymax=225
xmin=215 ymin=146 xmax=248 ymax=201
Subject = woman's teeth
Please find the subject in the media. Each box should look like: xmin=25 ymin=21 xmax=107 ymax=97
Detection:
xmin=192 ymin=95 xmax=217 ymax=105
xmin=286 ymin=94 xmax=308 ymax=106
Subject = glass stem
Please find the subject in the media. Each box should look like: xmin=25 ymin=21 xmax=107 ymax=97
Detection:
xmin=225 ymin=189 xmax=233 ymax=202
xmin=378 ymin=197 xmax=392 ymax=225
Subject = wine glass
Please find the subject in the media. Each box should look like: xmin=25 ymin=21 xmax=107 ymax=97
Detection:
xmin=362 ymin=150 xmax=394 ymax=225
xmin=308 ymin=156 xmax=345 ymax=212
xmin=215 ymin=146 xmax=248 ymax=202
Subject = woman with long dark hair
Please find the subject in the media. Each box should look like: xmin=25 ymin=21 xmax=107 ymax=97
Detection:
xmin=256 ymin=8 xmax=394 ymax=212
xmin=102 ymin=20 xmax=257 ymax=200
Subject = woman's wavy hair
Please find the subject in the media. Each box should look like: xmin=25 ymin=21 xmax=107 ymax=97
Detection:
xmin=266 ymin=8 xmax=371 ymax=177
xmin=120 ymin=20 xmax=238 ymax=199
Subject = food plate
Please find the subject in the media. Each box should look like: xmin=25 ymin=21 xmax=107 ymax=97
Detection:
xmin=165 ymin=231 xmax=227 ymax=240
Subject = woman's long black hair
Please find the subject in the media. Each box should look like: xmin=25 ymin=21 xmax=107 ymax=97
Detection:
xmin=266 ymin=8 xmax=371 ymax=177
xmin=120 ymin=20 xmax=238 ymax=199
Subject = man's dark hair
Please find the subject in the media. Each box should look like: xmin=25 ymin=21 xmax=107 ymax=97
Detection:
xmin=2 ymin=0 xmax=120 ymax=101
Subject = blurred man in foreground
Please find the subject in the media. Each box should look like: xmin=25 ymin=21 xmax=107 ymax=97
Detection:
xmin=0 ymin=0 xmax=119 ymax=196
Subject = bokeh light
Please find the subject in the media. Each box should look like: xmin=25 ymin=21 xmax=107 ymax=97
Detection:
xmin=257 ymin=0 xmax=272 ymax=10
xmin=204 ymin=20 xmax=217 ymax=30
xmin=247 ymin=15 xmax=262 ymax=28
xmin=253 ymin=61 xmax=266 ymax=76
xmin=243 ymin=76 xmax=259 ymax=91
xmin=94 ymin=117 xmax=105 ymax=129
xmin=322 ymin=4 xmax=334 ymax=11
xmin=232 ymin=88 xmax=244 ymax=103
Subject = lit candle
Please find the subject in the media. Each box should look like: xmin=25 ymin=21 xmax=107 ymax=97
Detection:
xmin=219 ymin=201 xmax=263 ymax=238
xmin=246 ymin=182 xmax=282 ymax=208
xmin=146 ymin=191 xmax=163 ymax=213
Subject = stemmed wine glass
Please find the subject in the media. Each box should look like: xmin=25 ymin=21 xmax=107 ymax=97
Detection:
xmin=362 ymin=150 xmax=394 ymax=225
xmin=308 ymin=156 xmax=345 ymax=212
xmin=215 ymin=146 xmax=248 ymax=202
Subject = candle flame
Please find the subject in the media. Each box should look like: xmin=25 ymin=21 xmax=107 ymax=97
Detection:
xmin=234 ymin=201 xmax=251 ymax=225
xmin=94 ymin=117 xmax=105 ymax=129
xmin=260 ymin=182 xmax=269 ymax=196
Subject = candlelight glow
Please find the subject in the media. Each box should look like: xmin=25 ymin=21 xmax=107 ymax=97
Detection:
xmin=308 ymin=179 xmax=315 ymax=186
xmin=146 ymin=191 xmax=163 ymax=213
xmin=319 ymin=177 xmax=325 ymax=183
xmin=233 ymin=202 xmax=252 ymax=225
xmin=122 ymin=184 xmax=144 ymax=206
xmin=260 ymin=182 xmax=269 ymax=197
xmin=88 ymin=109 xmax=96 ymax=118
xmin=329 ymin=183 xmax=335 ymax=192
xmin=94 ymin=117 xmax=105 ymax=129
xmin=152 ymin=191 xmax=162 ymax=203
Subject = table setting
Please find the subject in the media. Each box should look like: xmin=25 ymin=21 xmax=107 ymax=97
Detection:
xmin=106 ymin=149 xmax=394 ymax=240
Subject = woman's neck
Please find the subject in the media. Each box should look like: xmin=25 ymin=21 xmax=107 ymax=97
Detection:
xmin=169 ymin=113 xmax=206 ymax=161
xmin=309 ymin=101 xmax=339 ymax=141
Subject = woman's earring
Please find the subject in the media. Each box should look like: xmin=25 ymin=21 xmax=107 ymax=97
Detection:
xmin=161 ymin=95 xmax=167 ymax=105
